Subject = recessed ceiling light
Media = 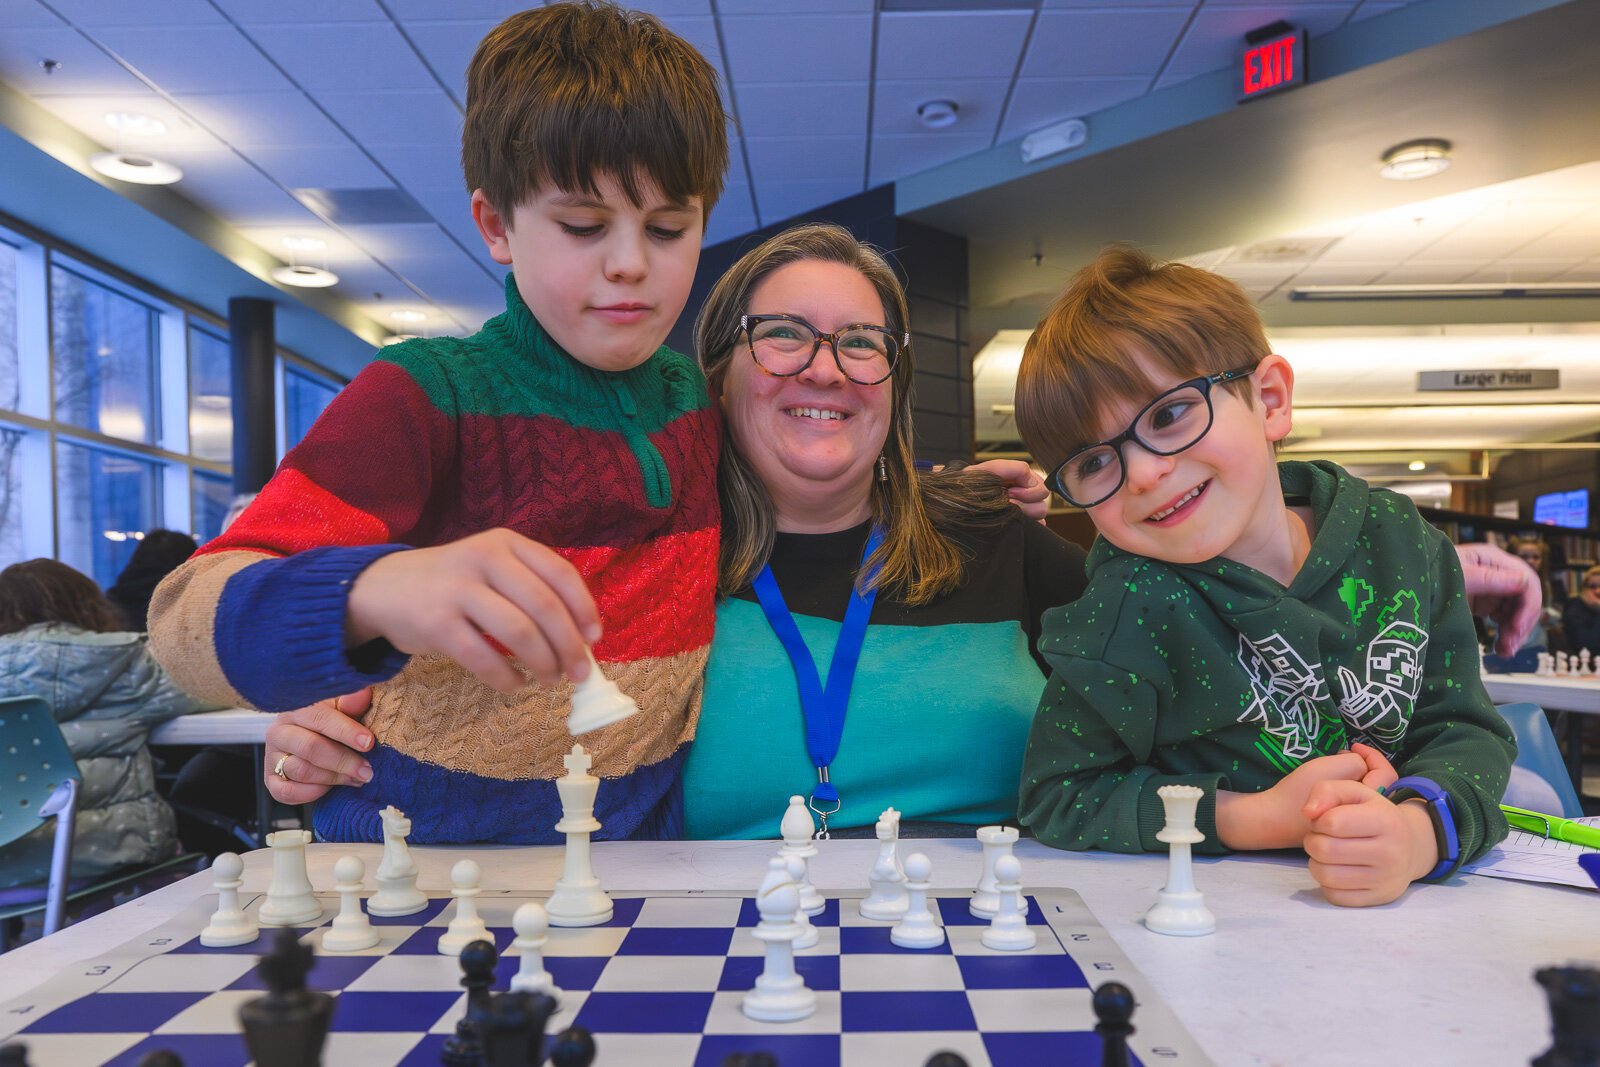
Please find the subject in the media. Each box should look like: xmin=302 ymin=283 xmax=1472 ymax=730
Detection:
xmin=1408 ymin=461 xmax=1427 ymax=471
xmin=271 ymin=264 xmax=339 ymax=288
xmin=1379 ymin=138 xmax=1451 ymax=181
xmin=916 ymin=100 xmax=959 ymax=129
xmin=104 ymin=111 xmax=167 ymax=137
xmin=281 ymin=235 xmax=327 ymax=253
xmin=391 ymin=310 xmax=428 ymax=324
xmin=89 ymin=151 xmax=182 ymax=185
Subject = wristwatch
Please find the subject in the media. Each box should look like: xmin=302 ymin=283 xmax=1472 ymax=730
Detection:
xmin=1387 ymin=775 xmax=1459 ymax=880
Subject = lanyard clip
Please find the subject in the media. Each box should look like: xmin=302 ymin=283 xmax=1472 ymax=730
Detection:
xmin=809 ymin=767 xmax=840 ymax=840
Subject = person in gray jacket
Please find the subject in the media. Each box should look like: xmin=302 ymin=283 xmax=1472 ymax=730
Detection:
xmin=0 ymin=559 xmax=222 ymax=888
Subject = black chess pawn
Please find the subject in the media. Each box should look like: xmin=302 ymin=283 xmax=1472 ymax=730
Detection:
xmin=1534 ymin=965 xmax=1600 ymax=1067
xmin=137 ymin=1053 xmax=186 ymax=1067
xmin=0 ymin=1042 xmax=30 ymax=1067
xmin=239 ymin=928 xmax=335 ymax=1067
xmin=441 ymin=939 xmax=500 ymax=1066
xmin=549 ymin=1025 xmax=598 ymax=1067
xmin=926 ymin=1053 xmax=970 ymax=1067
xmin=1093 ymin=981 xmax=1137 ymax=1067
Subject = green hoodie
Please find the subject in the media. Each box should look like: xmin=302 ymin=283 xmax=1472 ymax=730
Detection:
xmin=1019 ymin=460 xmax=1513 ymax=876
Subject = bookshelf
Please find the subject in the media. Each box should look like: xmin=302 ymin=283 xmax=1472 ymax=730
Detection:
xmin=1419 ymin=507 xmax=1599 ymax=602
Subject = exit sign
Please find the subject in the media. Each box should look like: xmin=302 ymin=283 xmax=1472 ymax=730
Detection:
xmin=1239 ymin=23 xmax=1306 ymax=102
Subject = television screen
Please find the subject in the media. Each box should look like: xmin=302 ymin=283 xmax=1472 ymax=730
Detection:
xmin=1533 ymin=489 xmax=1589 ymax=529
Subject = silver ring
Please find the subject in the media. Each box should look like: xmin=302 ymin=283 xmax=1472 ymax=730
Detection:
xmin=272 ymin=753 xmax=291 ymax=782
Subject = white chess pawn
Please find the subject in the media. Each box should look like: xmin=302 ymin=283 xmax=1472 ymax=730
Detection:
xmin=509 ymin=902 xmax=559 ymax=997
xmin=567 ymin=650 xmax=640 ymax=735
xmin=778 ymin=796 xmax=824 ymax=916
xmin=980 ymin=855 xmax=1037 ymax=951
xmin=1581 ymin=650 xmax=1594 ymax=677
xmin=259 ymin=829 xmax=321 ymax=927
xmin=438 ymin=859 xmax=492 ymax=956
xmin=783 ymin=855 xmax=819 ymax=950
xmin=741 ymin=873 xmax=816 ymax=1022
xmin=546 ymin=745 xmax=614 ymax=927
xmin=1144 ymin=785 xmax=1216 ymax=937
xmin=200 ymin=852 xmax=257 ymax=948
xmin=369 ymin=805 xmax=427 ymax=917
xmin=889 ymin=852 xmax=945 ymax=949
xmin=1557 ymin=651 xmax=1572 ymax=676
xmin=970 ymin=825 xmax=1028 ymax=920
xmin=322 ymin=855 xmax=381 ymax=952
xmin=1538 ymin=652 xmax=1555 ymax=677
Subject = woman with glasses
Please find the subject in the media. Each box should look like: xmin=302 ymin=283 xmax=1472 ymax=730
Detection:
xmin=1562 ymin=565 xmax=1600 ymax=660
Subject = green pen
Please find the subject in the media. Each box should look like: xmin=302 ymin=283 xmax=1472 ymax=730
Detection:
xmin=1500 ymin=804 xmax=1600 ymax=850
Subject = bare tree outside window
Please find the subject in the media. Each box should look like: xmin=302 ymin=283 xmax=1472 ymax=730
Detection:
xmin=51 ymin=265 xmax=157 ymax=445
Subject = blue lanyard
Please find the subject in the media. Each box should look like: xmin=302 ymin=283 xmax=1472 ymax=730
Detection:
xmin=751 ymin=525 xmax=885 ymax=839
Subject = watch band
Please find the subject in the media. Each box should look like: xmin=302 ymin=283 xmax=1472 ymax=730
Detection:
xmin=1387 ymin=775 xmax=1459 ymax=880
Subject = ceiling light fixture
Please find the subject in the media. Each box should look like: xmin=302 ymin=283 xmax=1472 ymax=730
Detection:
xmin=917 ymin=100 xmax=959 ymax=129
xmin=1379 ymin=138 xmax=1452 ymax=181
xmin=104 ymin=111 xmax=167 ymax=137
xmin=391 ymin=310 xmax=428 ymax=324
xmin=1020 ymin=117 xmax=1088 ymax=164
xmin=281 ymin=236 xmax=327 ymax=253
xmin=271 ymin=264 xmax=339 ymax=288
xmin=89 ymin=151 xmax=182 ymax=185
xmin=1408 ymin=461 xmax=1427 ymax=471
xmin=1290 ymin=282 xmax=1600 ymax=301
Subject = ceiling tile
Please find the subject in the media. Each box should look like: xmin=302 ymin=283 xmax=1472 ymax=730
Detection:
xmin=372 ymin=149 xmax=469 ymax=196
xmin=1418 ymin=201 xmax=1597 ymax=261
xmin=875 ymin=11 xmax=1032 ymax=82
xmin=397 ymin=19 xmax=496 ymax=101
xmin=717 ymin=0 xmax=866 ymax=11
xmin=247 ymin=145 xmax=391 ymax=190
xmin=873 ymin=79 xmax=1008 ymax=141
xmin=48 ymin=0 xmax=225 ymax=25
xmin=998 ymin=75 xmax=1145 ymax=140
xmin=0 ymin=28 xmax=150 ymax=94
xmin=1289 ymin=262 xmax=1387 ymax=286
xmin=243 ymin=23 xmax=439 ymax=92
xmin=719 ymin=14 xmax=872 ymax=84
xmin=1555 ymin=261 xmax=1600 ymax=282
xmin=652 ymin=16 xmax=724 ymax=71
xmin=213 ymin=0 xmax=389 ymax=22
xmin=745 ymin=136 xmax=866 ymax=185
xmin=0 ymin=3 xmax=66 ymax=29
xmin=30 ymin=93 xmax=227 ymax=151
xmin=316 ymin=90 xmax=463 ymax=148
xmin=1464 ymin=261 xmax=1584 ymax=284
xmin=1162 ymin=4 xmax=1352 ymax=78
xmin=869 ymin=132 xmax=992 ymax=186
xmin=1373 ymin=261 xmax=1480 ymax=284
xmin=1350 ymin=2 xmax=1413 ymax=20
xmin=1021 ymin=9 xmax=1193 ymax=78
xmin=162 ymin=151 xmax=311 ymax=226
xmin=735 ymin=82 xmax=868 ymax=138
xmin=90 ymin=25 xmax=293 ymax=93
xmin=173 ymin=91 xmax=354 ymax=149
xmin=754 ymin=178 xmax=863 ymax=225
xmin=1513 ymin=208 xmax=1600 ymax=260
xmin=1043 ymin=0 xmax=1194 ymax=6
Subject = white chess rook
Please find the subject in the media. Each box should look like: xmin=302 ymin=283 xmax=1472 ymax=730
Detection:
xmin=890 ymin=853 xmax=945 ymax=949
xmin=981 ymin=855 xmax=1037 ymax=951
xmin=778 ymin=795 xmax=825 ymax=916
xmin=546 ymin=744 xmax=614 ymax=927
xmin=369 ymin=805 xmax=428 ymax=917
xmin=1143 ymin=785 xmax=1217 ymax=937
xmin=742 ymin=869 xmax=816 ymax=1022
xmin=438 ymin=859 xmax=492 ymax=956
xmin=258 ymin=829 xmax=322 ymax=927
xmin=567 ymin=650 xmax=641 ymax=735
xmin=510 ymin=902 xmax=559 ymax=997
xmin=970 ymin=825 xmax=1028 ymax=920
xmin=322 ymin=855 xmax=381 ymax=952
xmin=200 ymin=852 xmax=257 ymax=948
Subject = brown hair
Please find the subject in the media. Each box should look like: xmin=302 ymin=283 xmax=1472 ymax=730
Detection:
xmin=463 ymin=2 xmax=728 ymax=219
xmin=695 ymin=223 xmax=1011 ymax=605
xmin=0 ymin=559 xmax=127 ymax=637
xmin=1014 ymin=245 xmax=1268 ymax=475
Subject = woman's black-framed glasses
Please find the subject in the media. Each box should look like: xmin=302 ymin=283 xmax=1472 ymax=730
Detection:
xmin=1047 ymin=364 xmax=1259 ymax=508
xmin=740 ymin=314 xmax=905 ymax=386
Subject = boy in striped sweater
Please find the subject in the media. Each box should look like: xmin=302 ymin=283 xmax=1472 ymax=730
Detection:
xmin=148 ymin=3 xmax=727 ymax=844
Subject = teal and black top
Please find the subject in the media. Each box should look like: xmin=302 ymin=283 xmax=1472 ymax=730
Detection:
xmin=682 ymin=512 xmax=1088 ymax=839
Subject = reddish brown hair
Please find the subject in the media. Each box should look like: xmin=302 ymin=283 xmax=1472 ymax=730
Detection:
xmin=462 ymin=2 xmax=728 ymax=218
xmin=1014 ymin=245 xmax=1268 ymax=475
xmin=0 ymin=559 xmax=127 ymax=637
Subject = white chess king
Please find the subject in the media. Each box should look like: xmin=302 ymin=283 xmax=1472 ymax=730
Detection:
xmin=545 ymin=744 xmax=614 ymax=926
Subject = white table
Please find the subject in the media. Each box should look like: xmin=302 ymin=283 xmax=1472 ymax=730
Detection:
xmin=1 ymin=839 xmax=1590 ymax=1066
xmin=150 ymin=707 xmax=280 ymax=846
xmin=1482 ymin=672 xmax=1600 ymax=788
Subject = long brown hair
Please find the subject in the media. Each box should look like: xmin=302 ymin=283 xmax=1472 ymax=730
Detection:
xmin=695 ymin=223 xmax=1010 ymax=605
xmin=0 ymin=559 xmax=127 ymax=637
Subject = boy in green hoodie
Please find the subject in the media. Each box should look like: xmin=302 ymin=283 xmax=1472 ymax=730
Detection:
xmin=1012 ymin=246 xmax=1513 ymax=907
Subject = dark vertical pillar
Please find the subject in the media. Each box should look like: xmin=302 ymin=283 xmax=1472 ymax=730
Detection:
xmin=898 ymin=219 xmax=973 ymax=462
xmin=229 ymin=297 xmax=277 ymax=495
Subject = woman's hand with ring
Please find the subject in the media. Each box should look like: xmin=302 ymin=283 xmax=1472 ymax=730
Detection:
xmin=262 ymin=688 xmax=376 ymax=805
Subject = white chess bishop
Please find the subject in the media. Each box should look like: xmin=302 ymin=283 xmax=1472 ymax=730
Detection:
xmin=778 ymin=796 xmax=825 ymax=916
xmin=545 ymin=744 xmax=614 ymax=926
xmin=742 ymin=860 xmax=816 ymax=1023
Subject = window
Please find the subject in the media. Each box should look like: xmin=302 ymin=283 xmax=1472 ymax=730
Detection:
xmin=189 ymin=325 xmax=232 ymax=463
xmin=0 ymin=240 xmax=17 ymax=413
xmin=192 ymin=469 xmax=232 ymax=545
xmin=283 ymin=363 xmax=339 ymax=453
xmin=0 ymin=422 xmax=28 ymax=569
xmin=56 ymin=438 xmax=161 ymax=587
xmin=50 ymin=264 xmax=159 ymax=445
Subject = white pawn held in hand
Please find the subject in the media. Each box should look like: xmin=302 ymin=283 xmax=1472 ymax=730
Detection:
xmin=970 ymin=825 xmax=1027 ymax=920
xmin=259 ymin=829 xmax=321 ymax=927
xmin=200 ymin=852 xmax=257 ymax=947
xmin=369 ymin=805 xmax=427 ymax=917
xmin=859 ymin=808 xmax=909 ymax=921
xmin=438 ymin=859 xmax=491 ymax=956
xmin=322 ymin=855 xmax=380 ymax=952
xmin=1143 ymin=785 xmax=1216 ymax=937
xmin=742 ymin=866 xmax=816 ymax=1023
xmin=567 ymin=650 xmax=640 ymax=735
xmin=778 ymin=796 xmax=825 ymax=916
xmin=890 ymin=852 xmax=945 ymax=949
xmin=510 ymin=902 xmax=559 ymax=997
xmin=980 ymin=855 xmax=1036 ymax=951
xmin=546 ymin=745 xmax=614 ymax=927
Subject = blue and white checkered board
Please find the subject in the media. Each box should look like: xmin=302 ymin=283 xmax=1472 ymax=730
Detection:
xmin=1 ymin=888 xmax=1212 ymax=1066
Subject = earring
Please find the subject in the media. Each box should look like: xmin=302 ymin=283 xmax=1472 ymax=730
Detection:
xmin=878 ymin=455 xmax=888 ymax=482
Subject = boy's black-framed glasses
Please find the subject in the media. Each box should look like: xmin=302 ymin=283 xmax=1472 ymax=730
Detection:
xmin=1047 ymin=364 xmax=1259 ymax=509
xmin=740 ymin=314 xmax=905 ymax=386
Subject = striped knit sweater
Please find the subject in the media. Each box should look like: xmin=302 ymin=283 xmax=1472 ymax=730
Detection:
xmin=148 ymin=275 xmax=720 ymax=844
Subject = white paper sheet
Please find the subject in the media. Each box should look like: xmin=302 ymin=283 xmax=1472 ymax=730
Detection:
xmin=1461 ymin=815 xmax=1600 ymax=889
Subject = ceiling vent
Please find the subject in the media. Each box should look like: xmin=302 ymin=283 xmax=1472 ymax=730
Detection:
xmin=1232 ymin=236 xmax=1339 ymax=263
xmin=293 ymin=187 xmax=432 ymax=226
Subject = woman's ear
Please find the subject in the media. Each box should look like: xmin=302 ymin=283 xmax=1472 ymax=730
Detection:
xmin=1253 ymin=354 xmax=1295 ymax=444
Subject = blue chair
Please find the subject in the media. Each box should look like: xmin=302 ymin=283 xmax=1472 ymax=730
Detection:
xmin=1497 ymin=701 xmax=1583 ymax=818
xmin=0 ymin=696 xmax=81 ymax=936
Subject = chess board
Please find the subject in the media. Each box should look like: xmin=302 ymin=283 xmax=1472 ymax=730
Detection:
xmin=0 ymin=887 xmax=1212 ymax=1067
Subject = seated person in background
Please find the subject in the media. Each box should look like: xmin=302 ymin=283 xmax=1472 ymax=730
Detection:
xmin=106 ymin=529 xmax=199 ymax=632
xmin=1505 ymin=535 xmax=1566 ymax=656
xmin=1561 ymin=565 xmax=1600 ymax=661
xmin=0 ymin=560 xmax=222 ymax=888
xmin=1012 ymin=246 xmax=1514 ymax=907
